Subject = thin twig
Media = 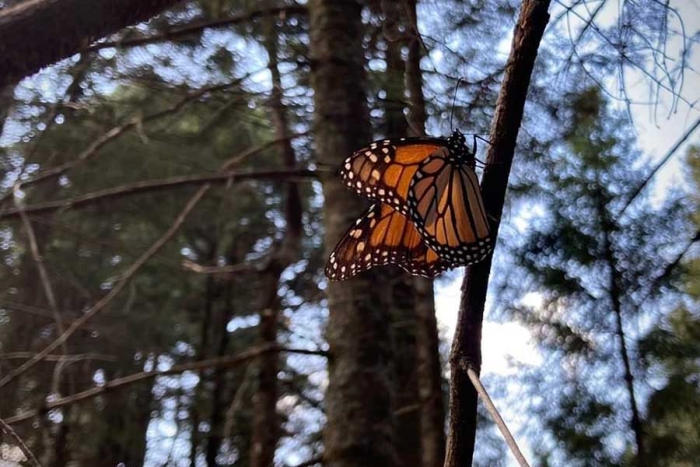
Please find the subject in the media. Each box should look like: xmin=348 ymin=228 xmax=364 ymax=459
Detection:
xmin=85 ymin=5 xmax=307 ymax=52
xmin=0 ymin=168 xmax=319 ymax=220
xmin=0 ymin=417 xmax=43 ymax=467
xmin=0 ymin=352 xmax=116 ymax=362
xmin=12 ymin=186 xmax=66 ymax=344
xmin=618 ymin=115 xmax=700 ymax=216
xmin=464 ymin=366 xmax=530 ymax=467
xmin=4 ymin=345 xmax=328 ymax=425
xmin=0 ymin=186 xmax=208 ymax=390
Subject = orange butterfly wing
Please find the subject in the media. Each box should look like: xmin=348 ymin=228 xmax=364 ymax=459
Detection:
xmin=407 ymin=149 xmax=492 ymax=265
xmin=325 ymin=203 xmax=449 ymax=281
xmin=340 ymin=138 xmax=447 ymax=215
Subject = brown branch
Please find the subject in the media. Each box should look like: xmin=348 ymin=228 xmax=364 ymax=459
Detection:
xmin=445 ymin=1 xmax=551 ymax=466
xmin=85 ymin=5 xmax=308 ymax=52
xmin=0 ymin=0 xmax=185 ymax=88
xmin=0 ymin=79 xmax=249 ymax=207
xmin=0 ymin=168 xmax=319 ymax=220
xmin=0 ymin=352 xmax=116 ymax=363
xmin=4 ymin=345 xmax=327 ymax=425
xmin=12 ymin=186 xmax=67 ymax=347
xmin=0 ymin=417 xmax=42 ymax=467
xmin=0 ymin=185 xmax=208 ymax=390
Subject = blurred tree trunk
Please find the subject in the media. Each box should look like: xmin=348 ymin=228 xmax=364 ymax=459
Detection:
xmin=205 ymin=284 xmax=235 ymax=466
xmin=249 ymin=14 xmax=304 ymax=467
xmin=379 ymin=4 xmax=421 ymax=467
xmin=404 ymin=1 xmax=446 ymax=464
xmin=310 ymin=0 xmax=397 ymax=466
xmin=0 ymin=0 xmax=184 ymax=87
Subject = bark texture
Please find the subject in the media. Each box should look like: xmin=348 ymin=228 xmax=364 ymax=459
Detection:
xmin=310 ymin=0 xmax=396 ymax=465
xmin=445 ymin=1 xmax=551 ymax=465
xmin=0 ymin=0 xmax=184 ymax=87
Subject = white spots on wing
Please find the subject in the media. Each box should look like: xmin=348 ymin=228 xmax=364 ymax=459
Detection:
xmin=378 ymin=188 xmax=385 ymax=196
xmin=369 ymin=154 xmax=378 ymax=163
xmin=357 ymin=242 xmax=366 ymax=253
xmin=384 ymin=155 xmax=391 ymax=163
xmin=371 ymin=169 xmax=380 ymax=180
xmin=348 ymin=172 xmax=354 ymax=179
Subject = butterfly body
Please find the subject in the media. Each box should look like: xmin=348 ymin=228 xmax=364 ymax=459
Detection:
xmin=327 ymin=130 xmax=492 ymax=281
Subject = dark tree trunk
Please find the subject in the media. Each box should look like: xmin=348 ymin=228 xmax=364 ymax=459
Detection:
xmin=403 ymin=2 xmax=446 ymax=463
xmin=445 ymin=1 xmax=551 ymax=465
xmin=250 ymin=14 xmax=303 ymax=467
xmin=310 ymin=0 xmax=397 ymax=466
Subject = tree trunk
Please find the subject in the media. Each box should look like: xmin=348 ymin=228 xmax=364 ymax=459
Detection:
xmin=250 ymin=14 xmax=303 ymax=467
xmin=310 ymin=1 xmax=397 ymax=466
xmin=0 ymin=0 xmax=185 ymax=88
xmin=445 ymin=1 xmax=551 ymax=465
xmin=403 ymin=2 xmax=447 ymax=464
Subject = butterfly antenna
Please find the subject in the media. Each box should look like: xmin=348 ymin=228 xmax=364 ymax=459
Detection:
xmin=449 ymin=77 xmax=464 ymax=132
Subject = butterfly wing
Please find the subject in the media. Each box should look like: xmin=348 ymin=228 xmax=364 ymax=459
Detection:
xmin=325 ymin=203 xmax=450 ymax=281
xmin=408 ymin=150 xmax=492 ymax=265
xmin=340 ymin=137 xmax=447 ymax=215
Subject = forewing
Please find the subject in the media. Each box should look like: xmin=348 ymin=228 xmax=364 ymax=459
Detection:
xmin=340 ymin=138 xmax=446 ymax=215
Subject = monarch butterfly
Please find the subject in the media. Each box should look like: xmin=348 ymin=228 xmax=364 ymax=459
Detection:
xmin=326 ymin=130 xmax=492 ymax=280
xmin=325 ymin=203 xmax=449 ymax=280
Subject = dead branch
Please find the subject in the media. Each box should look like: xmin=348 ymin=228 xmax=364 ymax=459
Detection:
xmin=0 ymin=352 xmax=116 ymax=363
xmin=0 ymin=417 xmax=42 ymax=467
xmin=0 ymin=79 xmax=251 ymax=207
xmin=4 ymin=345 xmax=327 ymax=425
xmin=0 ymin=168 xmax=319 ymax=220
xmin=0 ymin=185 xmax=208 ymax=390
xmin=85 ymin=5 xmax=307 ymax=53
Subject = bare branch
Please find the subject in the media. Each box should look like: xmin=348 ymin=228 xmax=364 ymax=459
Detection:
xmin=85 ymin=5 xmax=308 ymax=53
xmin=0 ymin=352 xmax=116 ymax=363
xmin=13 ymin=185 xmax=67 ymax=351
xmin=4 ymin=345 xmax=327 ymax=425
xmin=0 ymin=168 xmax=319 ymax=220
xmin=618 ymin=115 xmax=700 ymax=216
xmin=0 ymin=185 xmax=208 ymax=389
xmin=0 ymin=417 xmax=42 ymax=467
xmin=0 ymin=79 xmax=251 ymax=207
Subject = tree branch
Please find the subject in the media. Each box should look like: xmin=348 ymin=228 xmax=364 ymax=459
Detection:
xmin=444 ymin=1 xmax=551 ymax=465
xmin=85 ymin=5 xmax=308 ymax=53
xmin=3 ymin=345 xmax=328 ymax=425
xmin=0 ymin=185 xmax=208 ymax=389
xmin=0 ymin=417 xmax=42 ymax=467
xmin=0 ymin=168 xmax=319 ymax=220
xmin=0 ymin=0 xmax=185 ymax=88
